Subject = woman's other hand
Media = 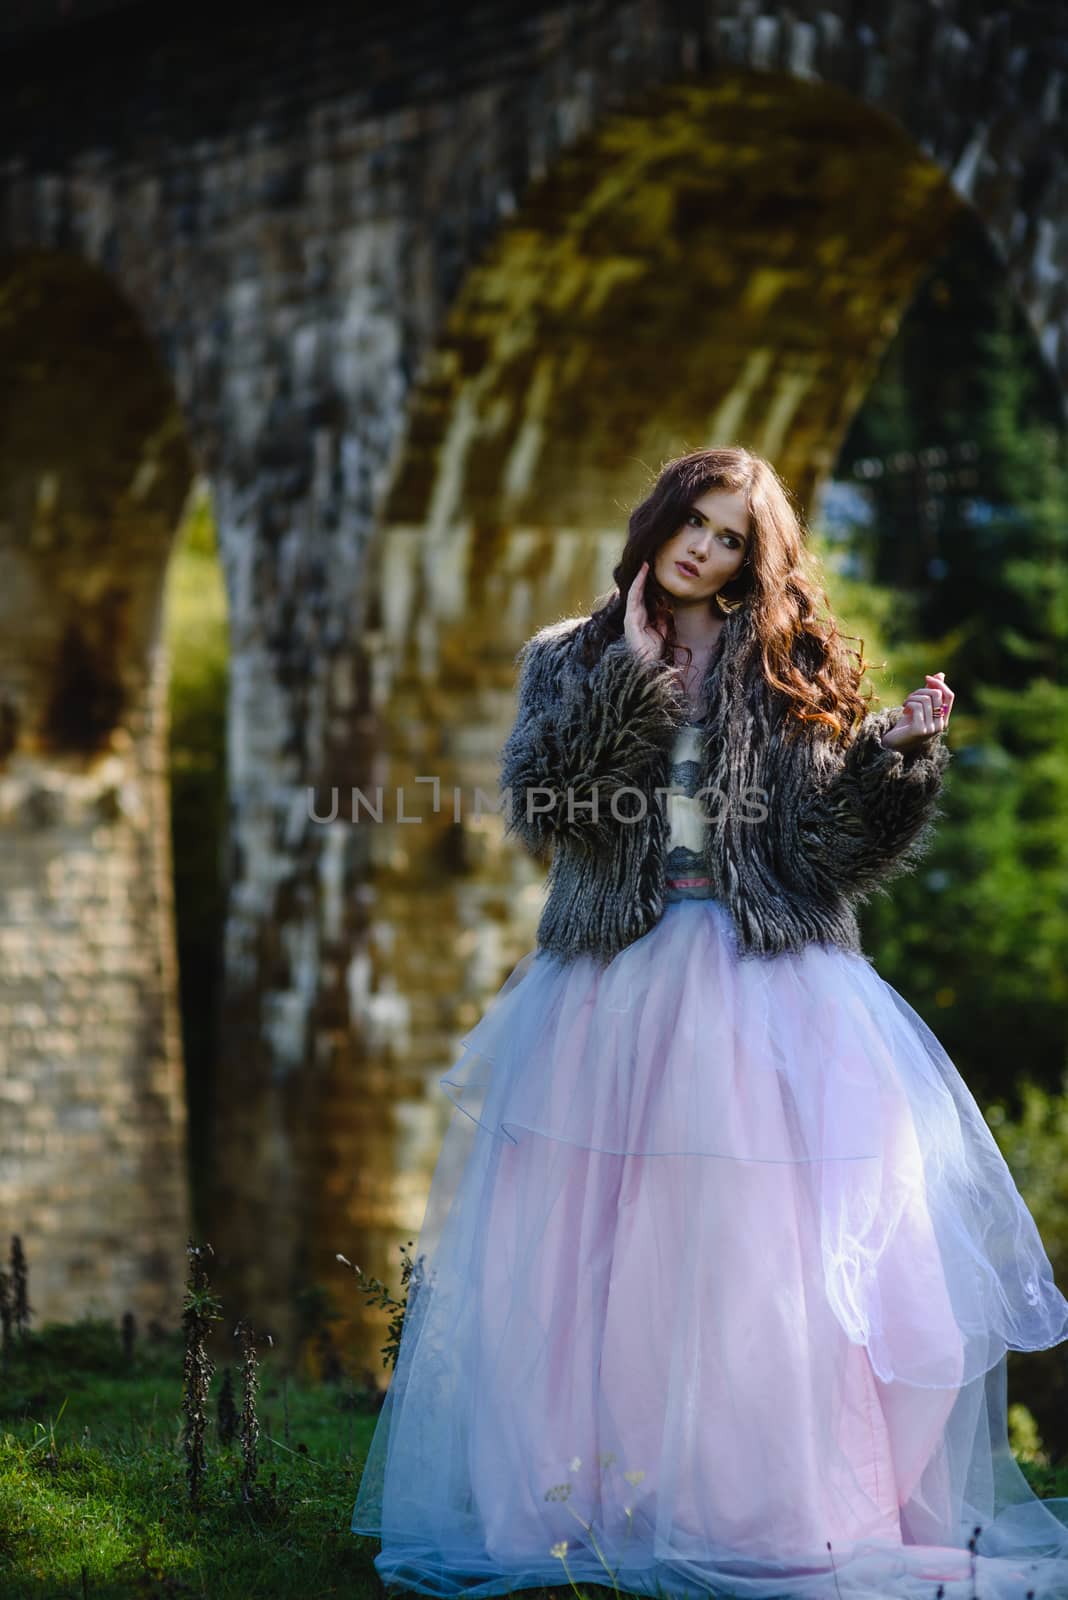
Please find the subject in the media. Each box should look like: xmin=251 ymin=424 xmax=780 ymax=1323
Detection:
xmin=623 ymin=562 xmax=666 ymax=665
xmin=881 ymin=673 xmax=955 ymax=753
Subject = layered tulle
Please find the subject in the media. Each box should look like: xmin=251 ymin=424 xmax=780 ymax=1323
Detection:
xmin=352 ymin=899 xmax=1068 ymax=1599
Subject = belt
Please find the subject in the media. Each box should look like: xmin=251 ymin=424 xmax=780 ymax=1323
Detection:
xmin=664 ymin=875 xmax=717 ymax=902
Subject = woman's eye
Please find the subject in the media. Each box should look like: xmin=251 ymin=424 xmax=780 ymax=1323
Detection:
xmin=687 ymin=513 xmax=740 ymax=549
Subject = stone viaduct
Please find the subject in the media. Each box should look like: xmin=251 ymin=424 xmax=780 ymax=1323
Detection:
xmin=0 ymin=0 xmax=1064 ymax=1365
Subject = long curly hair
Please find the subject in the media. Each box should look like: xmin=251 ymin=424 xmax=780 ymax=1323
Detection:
xmin=581 ymin=446 xmax=876 ymax=743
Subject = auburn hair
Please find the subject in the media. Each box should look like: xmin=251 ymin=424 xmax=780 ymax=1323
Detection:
xmin=580 ymin=445 xmax=877 ymax=743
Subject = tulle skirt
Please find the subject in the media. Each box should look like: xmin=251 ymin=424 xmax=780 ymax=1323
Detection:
xmin=351 ymin=898 xmax=1068 ymax=1599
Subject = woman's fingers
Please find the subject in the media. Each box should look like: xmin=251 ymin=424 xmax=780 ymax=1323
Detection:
xmin=623 ymin=560 xmax=664 ymax=663
xmin=885 ymin=676 xmax=955 ymax=749
xmin=623 ymin=561 xmax=646 ymax=654
xmin=926 ymin=673 xmax=954 ymax=726
xmin=903 ymin=687 xmax=947 ymax=735
xmin=624 ymin=561 xmax=645 ymax=622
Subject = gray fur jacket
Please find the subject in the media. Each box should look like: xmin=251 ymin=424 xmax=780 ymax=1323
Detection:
xmin=498 ymin=604 xmax=952 ymax=968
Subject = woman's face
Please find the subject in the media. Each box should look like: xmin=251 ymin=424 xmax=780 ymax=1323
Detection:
xmin=652 ymin=486 xmax=750 ymax=607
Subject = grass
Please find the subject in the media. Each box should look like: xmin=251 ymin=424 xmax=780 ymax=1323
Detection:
xmin=0 ymin=1317 xmax=383 ymax=1599
xmin=2 ymin=1316 xmax=1067 ymax=1600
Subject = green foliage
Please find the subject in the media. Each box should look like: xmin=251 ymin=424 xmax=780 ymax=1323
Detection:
xmin=989 ymin=1077 xmax=1068 ymax=1278
xmin=1 ymin=1318 xmax=186 ymax=1391
xmin=936 ymin=678 xmax=1068 ymax=1081
xmin=835 ymin=210 xmax=1068 ymax=687
xmin=3 ymin=1317 xmax=145 ymax=1379
xmin=0 ymin=1316 xmax=381 ymax=1599
xmin=336 ymin=1244 xmax=424 ymax=1372
xmin=819 ymin=210 xmax=1068 ymax=1453
xmin=987 ymin=1077 xmax=1068 ymax=1450
xmin=823 ymin=208 xmax=1068 ymax=1070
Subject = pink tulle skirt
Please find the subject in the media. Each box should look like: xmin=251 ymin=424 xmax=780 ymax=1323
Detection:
xmin=352 ymin=898 xmax=1068 ymax=1598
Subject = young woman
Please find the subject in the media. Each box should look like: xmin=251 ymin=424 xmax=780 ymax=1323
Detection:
xmin=353 ymin=448 xmax=1068 ymax=1598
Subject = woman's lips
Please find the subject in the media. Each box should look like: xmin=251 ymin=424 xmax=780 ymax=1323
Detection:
xmin=676 ymin=560 xmax=699 ymax=577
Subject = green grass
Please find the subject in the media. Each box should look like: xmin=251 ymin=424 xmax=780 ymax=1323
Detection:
xmin=2 ymin=1319 xmax=1067 ymax=1600
xmin=0 ymin=1319 xmax=382 ymax=1599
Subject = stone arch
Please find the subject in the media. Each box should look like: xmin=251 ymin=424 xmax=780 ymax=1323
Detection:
xmin=0 ymin=1 xmax=1064 ymax=1369
xmin=0 ymin=249 xmax=195 ymax=1325
xmin=348 ymin=66 xmax=1066 ymax=1364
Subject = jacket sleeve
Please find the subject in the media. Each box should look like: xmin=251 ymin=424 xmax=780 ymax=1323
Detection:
xmin=793 ymin=704 xmax=951 ymax=899
xmin=498 ymin=631 xmax=684 ymax=862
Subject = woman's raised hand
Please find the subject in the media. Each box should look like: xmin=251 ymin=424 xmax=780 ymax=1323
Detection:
xmin=881 ymin=673 xmax=955 ymax=753
xmin=623 ymin=562 xmax=666 ymax=665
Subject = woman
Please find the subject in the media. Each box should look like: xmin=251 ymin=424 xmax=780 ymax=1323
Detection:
xmin=352 ymin=448 xmax=1068 ymax=1598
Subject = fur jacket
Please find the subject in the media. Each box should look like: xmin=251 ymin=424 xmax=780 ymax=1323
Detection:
xmin=498 ymin=604 xmax=952 ymax=968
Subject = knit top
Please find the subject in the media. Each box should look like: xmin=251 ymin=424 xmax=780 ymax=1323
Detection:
xmin=663 ymin=717 xmax=716 ymax=902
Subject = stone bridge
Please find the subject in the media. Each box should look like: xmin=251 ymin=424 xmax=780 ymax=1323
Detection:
xmin=0 ymin=0 xmax=1064 ymax=1363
